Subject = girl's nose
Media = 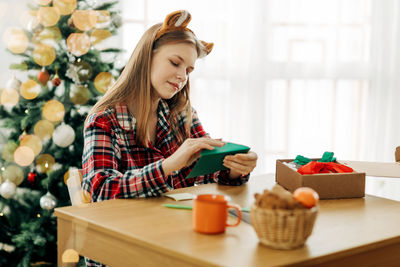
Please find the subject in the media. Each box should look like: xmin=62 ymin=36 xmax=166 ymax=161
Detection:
xmin=176 ymin=69 xmax=186 ymax=81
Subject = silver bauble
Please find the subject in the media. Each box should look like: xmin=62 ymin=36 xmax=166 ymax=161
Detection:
xmin=0 ymin=180 xmax=16 ymax=199
xmin=40 ymin=192 xmax=57 ymax=210
xmin=52 ymin=124 xmax=75 ymax=148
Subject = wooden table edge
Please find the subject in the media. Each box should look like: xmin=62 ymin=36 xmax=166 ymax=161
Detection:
xmin=55 ymin=208 xmax=221 ymax=267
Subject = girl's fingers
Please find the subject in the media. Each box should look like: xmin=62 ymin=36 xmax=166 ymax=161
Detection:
xmin=223 ymin=159 xmax=254 ymax=174
xmin=225 ymin=151 xmax=257 ymax=161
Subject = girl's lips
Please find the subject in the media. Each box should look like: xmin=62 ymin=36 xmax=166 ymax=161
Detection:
xmin=168 ymin=82 xmax=179 ymax=91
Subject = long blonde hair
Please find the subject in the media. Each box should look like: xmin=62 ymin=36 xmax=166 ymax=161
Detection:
xmin=87 ymin=23 xmax=210 ymax=146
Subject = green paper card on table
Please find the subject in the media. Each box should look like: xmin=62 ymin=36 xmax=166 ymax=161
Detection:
xmin=186 ymin=142 xmax=250 ymax=178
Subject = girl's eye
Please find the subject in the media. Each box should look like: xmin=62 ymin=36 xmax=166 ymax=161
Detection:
xmin=170 ymin=60 xmax=178 ymax=66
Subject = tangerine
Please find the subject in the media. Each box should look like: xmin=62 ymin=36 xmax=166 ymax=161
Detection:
xmin=293 ymin=187 xmax=319 ymax=208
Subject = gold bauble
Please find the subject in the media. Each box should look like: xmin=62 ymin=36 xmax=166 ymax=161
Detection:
xmin=20 ymin=10 xmax=40 ymax=30
xmin=74 ymin=60 xmax=93 ymax=81
xmin=62 ymin=249 xmax=79 ymax=263
xmin=14 ymin=146 xmax=35 ymax=167
xmin=63 ymin=169 xmax=83 ymax=185
xmin=2 ymin=165 xmax=24 ymax=186
xmin=20 ymin=134 xmax=42 ymax=156
xmin=33 ymin=44 xmax=56 ymax=66
xmin=90 ymin=29 xmax=111 ymax=45
xmin=71 ymin=10 xmax=97 ymax=31
xmin=38 ymin=6 xmax=60 ymax=27
xmin=1 ymin=142 xmax=18 ymax=162
xmin=69 ymin=85 xmax=90 ymax=105
xmin=1 ymin=88 xmax=19 ymax=107
xmin=95 ymin=10 xmax=111 ymax=28
xmin=94 ymin=72 xmax=114 ymax=94
xmin=53 ymin=0 xmax=77 ymax=16
xmin=3 ymin=27 xmax=29 ymax=54
xmin=66 ymin=33 xmax=91 ymax=57
xmin=35 ymin=154 xmax=55 ymax=173
xmin=34 ymin=120 xmax=55 ymax=140
xmin=32 ymin=27 xmax=62 ymax=44
xmin=42 ymin=99 xmax=65 ymax=122
xmin=20 ymin=79 xmax=41 ymax=100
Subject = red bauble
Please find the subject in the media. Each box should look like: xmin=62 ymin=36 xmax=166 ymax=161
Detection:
xmin=52 ymin=76 xmax=61 ymax=87
xmin=38 ymin=70 xmax=50 ymax=85
xmin=28 ymin=172 xmax=37 ymax=183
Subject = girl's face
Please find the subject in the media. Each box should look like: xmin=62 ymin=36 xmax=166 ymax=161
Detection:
xmin=150 ymin=42 xmax=197 ymax=100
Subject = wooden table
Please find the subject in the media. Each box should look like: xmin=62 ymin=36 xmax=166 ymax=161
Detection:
xmin=54 ymin=174 xmax=400 ymax=266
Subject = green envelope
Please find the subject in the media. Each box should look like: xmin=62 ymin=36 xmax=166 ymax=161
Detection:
xmin=186 ymin=142 xmax=250 ymax=178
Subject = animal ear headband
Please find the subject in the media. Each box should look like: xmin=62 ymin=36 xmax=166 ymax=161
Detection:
xmin=155 ymin=10 xmax=214 ymax=57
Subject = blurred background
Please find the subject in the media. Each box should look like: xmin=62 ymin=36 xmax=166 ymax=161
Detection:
xmin=1 ymin=0 xmax=399 ymax=175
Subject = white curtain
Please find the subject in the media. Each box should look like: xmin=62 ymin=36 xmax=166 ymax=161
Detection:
xmin=361 ymin=0 xmax=400 ymax=162
xmin=121 ymin=0 xmax=400 ymax=174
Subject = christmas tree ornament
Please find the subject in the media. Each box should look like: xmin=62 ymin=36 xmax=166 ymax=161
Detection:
xmin=14 ymin=146 xmax=35 ymax=167
xmin=113 ymin=14 xmax=122 ymax=28
xmin=64 ymin=168 xmax=82 ymax=185
xmin=62 ymin=249 xmax=79 ymax=263
xmin=28 ymin=172 xmax=37 ymax=183
xmin=67 ymin=33 xmax=91 ymax=57
xmin=19 ymin=131 xmax=27 ymax=141
xmin=75 ymin=60 xmax=93 ymax=81
xmin=94 ymin=72 xmax=114 ymax=94
xmin=20 ymin=10 xmax=40 ymax=31
xmin=69 ymin=84 xmax=90 ymax=105
xmin=37 ymin=69 xmax=50 ymax=86
xmin=20 ymin=134 xmax=43 ymax=156
xmin=32 ymin=27 xmax=62 ymax=45
xmin=3 ymin=27 xmax=29 ymax=54
xmin=95 ymin=10 xmax=111 ymax=28
xmin=6 ymin=76 xmax=21 ymax=89
xmin=33 ymin=44 xmax=56 ymax=66
xmin=35 ymin=154 xmax=55 ymax=173
xmin=20 ymin=79 xmax=41 ymax=100
xmin=0 ymin=88 xmax=20 ymax=107
xmin=42 ymin=99 xmax=65 ymax=122
xmin=39 ymin=192 xmax=57 ymax=210
xmin=2 ymin=165 xmax=24 ymax=186
xmin=0 ymin=180 xmax=16 ymax=199
xmin=35 ymin=0 xmax=52 ymax=5
xmin=71 ymin=10 xmax=97 ymax=31
xmin=52 ymin=123 xmax=75 ymax=148
xmin=53 ymin=0 xmax=77 ymax=16
xmin=1 ymin=142 xmax=18 ymax=162
xmin=90 ymin=29 xmax=112 ymax=45
xmin=38 ymin=6 xmax=60 ymax=27
xmin=34 ymin=120 xmax=55 ymax=140
xmin=52 ymin=75 xmax=61 ymax=87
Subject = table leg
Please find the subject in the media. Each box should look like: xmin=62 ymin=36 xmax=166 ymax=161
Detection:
xmin=57 ymin=218 xmax=78 ymax=267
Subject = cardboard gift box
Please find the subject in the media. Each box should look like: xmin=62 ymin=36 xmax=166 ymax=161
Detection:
xmin=276 ymin=159 xmax=365 ymax=199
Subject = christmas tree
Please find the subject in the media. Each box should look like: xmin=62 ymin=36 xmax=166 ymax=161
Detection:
xmin=0 ymin=0 xmax=122 ymax=265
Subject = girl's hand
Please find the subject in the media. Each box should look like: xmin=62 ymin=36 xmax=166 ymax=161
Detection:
xmin=223 ymin=151 xmax=258 ymax=179
xmin=162 ymin=137 xmax=225 ymax=175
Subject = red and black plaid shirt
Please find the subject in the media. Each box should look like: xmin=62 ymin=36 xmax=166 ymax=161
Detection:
xmin=82 ymin=99 xmax=249 ymax=203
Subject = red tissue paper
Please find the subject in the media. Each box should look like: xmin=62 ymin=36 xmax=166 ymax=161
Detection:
xmin=297 ymin=161 xmax=354 ymax=175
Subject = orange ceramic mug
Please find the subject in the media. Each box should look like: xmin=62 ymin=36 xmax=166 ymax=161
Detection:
xmin=193 ymin=194 xmax=242 ymax=234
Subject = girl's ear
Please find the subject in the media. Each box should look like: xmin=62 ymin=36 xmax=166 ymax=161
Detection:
xmin=155 ymin=10 xmax=193 ymax=40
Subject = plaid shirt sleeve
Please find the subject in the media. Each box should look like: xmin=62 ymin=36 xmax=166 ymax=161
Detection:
xmin=187 ymin=108 xmax=250 ymax=186
xmin=82 ymin=114 xmax=172 ymax=202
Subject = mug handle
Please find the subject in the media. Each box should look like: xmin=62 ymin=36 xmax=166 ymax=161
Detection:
xmin=226 ymin=204 xmax=242 ymax=227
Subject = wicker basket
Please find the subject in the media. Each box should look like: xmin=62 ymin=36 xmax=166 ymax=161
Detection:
xmin=250 ymin=204 xmax=318 ymax=249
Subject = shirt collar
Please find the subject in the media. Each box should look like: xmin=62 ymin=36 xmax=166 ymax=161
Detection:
xmin=115 ymin=104 xmax=136 ymax=131
xmin=114 ymin=99 xmax=171 ymax=132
